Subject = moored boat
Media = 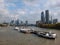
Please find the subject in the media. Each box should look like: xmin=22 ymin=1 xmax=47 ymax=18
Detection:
xmin=20 ymin=28 xmax=33 ymax=34
xmin=33 ymin=31 xmax=57 ymax=39
xmin=14 ymin=27 xmax=19 ymax=30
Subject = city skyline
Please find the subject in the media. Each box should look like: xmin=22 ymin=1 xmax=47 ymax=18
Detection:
xmin=0 ymin=0 xmax=60 ymax=24
xmin=40 ymin=10 xmax=58 ymax=24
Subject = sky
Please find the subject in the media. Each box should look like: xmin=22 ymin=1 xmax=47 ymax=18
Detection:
xmin=0 ymin=0 xmax=60 ymax=24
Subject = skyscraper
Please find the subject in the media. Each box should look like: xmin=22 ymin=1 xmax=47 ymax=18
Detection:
xmin=41 ymin=11 xmax=45 ymax=23
xmin=45 ymin=10 xmax=49 ymax=24
xmin=15 ymin=19 xmax=19 ymax=26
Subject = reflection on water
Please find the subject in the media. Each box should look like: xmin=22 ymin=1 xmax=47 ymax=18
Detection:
xmin=0 ymin=26 xmax=60 ymax=45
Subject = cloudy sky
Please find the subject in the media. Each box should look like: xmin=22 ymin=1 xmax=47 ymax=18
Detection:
xmin=0 ymin=0 xmax=60 ymax=24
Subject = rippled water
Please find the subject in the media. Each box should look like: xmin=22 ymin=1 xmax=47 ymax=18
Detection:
xmin=0 ymin=26 xmax=60 ymax=45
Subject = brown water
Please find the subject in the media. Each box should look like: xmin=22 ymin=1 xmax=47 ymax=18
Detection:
xmin=0 ymin=26 xmax=60 ymax=45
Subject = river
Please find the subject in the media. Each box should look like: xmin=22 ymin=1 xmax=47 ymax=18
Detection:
xmin=0 ymin=26 xmax=60 ymax=45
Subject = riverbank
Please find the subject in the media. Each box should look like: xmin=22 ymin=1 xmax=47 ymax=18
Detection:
xmin=36 ymin=23 xmax=60 ymax=29
xmin=0 ymin=24 xmax=8 ymax=27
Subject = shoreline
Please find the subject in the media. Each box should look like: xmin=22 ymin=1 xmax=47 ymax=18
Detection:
xmin=36 ymin=23 xmax=60 ymax=30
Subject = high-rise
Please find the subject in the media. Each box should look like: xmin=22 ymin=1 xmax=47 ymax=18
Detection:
xmin=15 ymin=19 xmax=19 ymax=26
xmin=41 ymin=11 xmax=45 ymax=23
xmin=45 ymin=10 xmax=49 ymax=24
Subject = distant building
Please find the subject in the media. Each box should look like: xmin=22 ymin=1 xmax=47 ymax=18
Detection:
xmin=20 ymin=21 xmax=24 ymax=26
xmin=45 ymin=10 xmax=49 ymax=24
xmin=10 ymin=20 xmax=14 ymax=25
xmin=48 ymin=16 xmax=53 ymax=24
xmin=20 ymin=21 xmax=23 ymax=24
xmin=51 ymin=16 xmax=53 ymax=24
xmin=25 ymin=21 xmax=28 ymax=26
xmin=15 ymin=19 xmax=20 ymax=26
xmin=36 ymin=21 xmax=41 ymax=26
xmin=49 ymin=20 xmax=52 ymax=24
xmin=41 ymin=11 xmax=45 ymax=23
xmin=53 ymin=19 xmax=58 ymax=24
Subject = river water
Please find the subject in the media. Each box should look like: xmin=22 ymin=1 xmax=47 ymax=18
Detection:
xmin=0 ymin=26 xmax=60 ymax=45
